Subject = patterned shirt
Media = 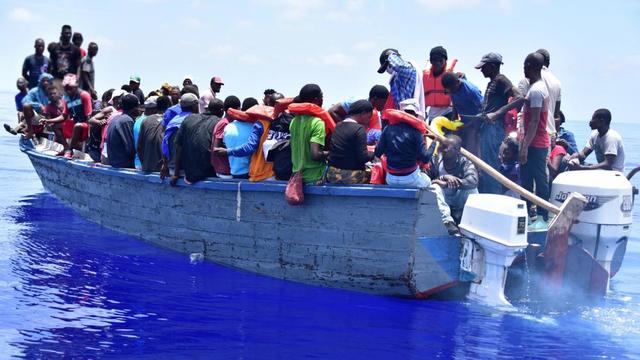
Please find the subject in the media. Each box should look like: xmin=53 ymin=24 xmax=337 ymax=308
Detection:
xmin=387 ymin=53 xmax=417 ymax=108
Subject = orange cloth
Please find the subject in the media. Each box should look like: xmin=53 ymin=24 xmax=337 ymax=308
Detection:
xmin=382 ymin=109 xmax=427 ymax=134
xmin=287 ymin=102 xmax=336 ymax=135
xmin=249 ymin=119 xmax=274 ymax=181
xmin=227 ymin=108 xmax=253 ymax=122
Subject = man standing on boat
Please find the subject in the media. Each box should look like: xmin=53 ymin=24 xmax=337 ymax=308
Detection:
xmin=106 ymin=94 xmax=141 ymax=168
xmin=567 ymin=108 xmax=625 ymax=172
xmin=520 ymin=53 xmax=551 ymax=222
xmin=78 ymin=42 xmax=99 ymax=101
xmin=199 ymin=76 xmax=224 ymax=114
xmin=22 ymin=38 xmax=50 ymax=90
xmin=440 ymin=72 xmax=484 ymax=156
xmin=129 ymin=76 xmax=145 ymax=105
xmin=377 ymin=49 xmax=425 ymax=118
xmin=48 ymin=25 xmax=81 ymax=92
xmin=423 ymin=46 xmax=457 ymax=122
xmin=475 ymin=52 xmax=523 ymax=194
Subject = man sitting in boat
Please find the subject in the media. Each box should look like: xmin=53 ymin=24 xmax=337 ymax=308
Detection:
xmin=105 ymin=94 xmax=141 ymax=168
xmin=567 ymin=108 xmax=625 ymax=172
xmin=428 ymin=134 xmax=479 ymax=223
xmin=374 ymin=100 xmax=459 ymax=235
xmin=210 ymin=96 xmax=242 ymax=179
xmin=61 ymin=74 xmax=93 ymax=159
xmin=326 ymin=99 xmax=375 ymax=184
xmin=161 ymin=93 xmax=199 ymax=177
xmin=171 ymin=99 xmax=224 ymax=185
xmin=3 ymin=78 xmax=29 ymax=135
xmin=138 ymin=96 xmax=172 ymax=173
xmin=288 ymin=84 xmax=330 ymax=185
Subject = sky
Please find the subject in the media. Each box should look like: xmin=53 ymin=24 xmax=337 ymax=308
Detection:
xmin=1 ymin=0 xmax=639 ymax=123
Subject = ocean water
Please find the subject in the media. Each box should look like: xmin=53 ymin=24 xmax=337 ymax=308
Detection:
xmin=1 ymin=91 xmax=639 ymax=359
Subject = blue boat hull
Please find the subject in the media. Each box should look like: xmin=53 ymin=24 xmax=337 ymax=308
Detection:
xmin=21 ymin=139 xmax=462 ymax=297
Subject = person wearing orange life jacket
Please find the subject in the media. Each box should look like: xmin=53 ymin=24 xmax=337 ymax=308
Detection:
xmin=374 ymin=103 xmax=459 ymax=236
xmin=423 ymin=46 xmax=458 ymax=122
xmin=328 ymin=85 xmax=389 ymax=144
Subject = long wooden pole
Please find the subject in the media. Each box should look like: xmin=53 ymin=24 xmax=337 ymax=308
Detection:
xmin=426 ymin=125 xmax=561 ymax=215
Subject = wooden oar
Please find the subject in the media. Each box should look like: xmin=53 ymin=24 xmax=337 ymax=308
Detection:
xmin=425 ymin=124 xmax=561 ymax=215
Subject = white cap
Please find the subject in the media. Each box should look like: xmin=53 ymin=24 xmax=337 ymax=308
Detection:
xmin=399 ymin=99 xmax=419 ymax=114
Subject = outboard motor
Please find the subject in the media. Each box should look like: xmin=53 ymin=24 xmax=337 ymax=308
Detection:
xmin=551 ymin=170 xmax=633 ymax=284
xmin=458 ymin=194 xmax=529 ymax=306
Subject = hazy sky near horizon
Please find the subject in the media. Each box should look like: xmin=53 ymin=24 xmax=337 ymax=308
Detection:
xmin=1 ymin=0 xmax=638 ymax=123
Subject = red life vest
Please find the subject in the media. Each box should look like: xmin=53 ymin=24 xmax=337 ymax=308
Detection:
xmin=273 ymin=97 xmax=294 ymax=118
xmin=287 ymin=102 xmax=336 ymax=135
xmin=423 ymin=59 xmax=457 ymax=107
xmin=245 ymin=105 xmax=275 ymax=122
xmin=227 ymin=108 xmax=254 ymax=123
xmin=382 ymin=109 xmax=427 ymax=134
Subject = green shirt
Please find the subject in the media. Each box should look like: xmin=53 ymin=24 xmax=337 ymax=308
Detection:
xmin=290 ymin=115 xmax=326 ymax=183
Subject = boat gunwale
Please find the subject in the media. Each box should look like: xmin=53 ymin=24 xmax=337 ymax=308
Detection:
xmin=21 ymin=140 xmax=421 ymax=200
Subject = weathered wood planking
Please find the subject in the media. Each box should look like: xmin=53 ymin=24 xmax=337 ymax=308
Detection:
xmin=22 ymin=139 xmax=461 ymax=297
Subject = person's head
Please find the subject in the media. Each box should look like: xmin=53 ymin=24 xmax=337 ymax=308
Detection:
xmin=429 ymin=46 xmax=448 ymax=76
xmin=22 ymin=103 xmax=34 ymax=119
xmin=120 ymin=94 xmax=141 ymax=117
xmin=147 ymin=90 xmax=160 ymax=98
xmin=500 ymin=135 xmax=519 ymax=164
xmin=399 ymin=99 xmax=419 ymax=116
xmin=475 ymin=52 xmax=503 ymax=79
xmin=207 ymin=98 xmax=225 ymax=117
xmin=47 ymin=86 xmax=61 ymax=103
xmin=377 ymin=48 xmax=399 ymax=74
xmin=87 ymin=42 xmax=98 ymax=57
xmin=101 ymin=88 xmax=115 ymax=104
xmin=60 ymin=25 xmax=72 ymax=44
xmin=210 ymin=76 xmax=224 ymax=93
xmin=129 ymin=75 xmax=141 ymax=90
xmin=368 ymin=85 xmax=389 ymax=111
xmin=524 ymin=52 xmax=544 ymax=81
xmin=181 ymin=84 xmax=199 ymax=98
xmin=536 ymin=48 xmax=550 ymax=67
xmin=109 ymin=89 xmax=127 ymax=109
xmin=183 ymin=76 xmax=193 ymax=87
xmin=161 ymin=83 xmax=172 ymax=96
xmin=347 ymin=99 xmax=374 ymax=126
xmin=554 ymin=110 xmax=565 ymax=132
xmin=589 ymin=108 xmax=612 ymax=131
xmin=266 ymin=92 xmax=285 ymax=107
xmin=298 ymin=84 xmax=323 ymax=106
xmin=34 ymin=38 xmax=45 ymax=56
xmin=441 ymin=134 xmax=462 ymax=161
xmin=62 ymin=74 xmax=79 ymax=97
xmin=72 ymin=32 xmax=83 ymax=48
xmin=144 ymin=96 xmax=159 ymax=115
xmin=16 ymin=77 xmax=27 ymax=92
xmin=241 ymin=97 xmax=259 ymax=111
xmin=263 ymin=88 xmax=277 ymax=105
xmin=170 ymin=86 xmax=181 ymax=104
xmin=156 ymin=96 xmax=172 ymax=113
xmin=441 ymin=72 xmax=461 ymax=94
xmin=179 ymin=93 xmax=199 ymax=113
xmin=224 ymin=95 xmax=241 ymax=112
xmin=38 ymin=73 xmax=52 ymax=89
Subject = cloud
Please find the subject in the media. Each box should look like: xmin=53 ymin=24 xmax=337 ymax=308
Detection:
xmin=9 ymin=7 xmax=34 ymax=22
xmin=354 ymin=41 xmax=376 ymax=51
xmin=266 ymin=0 xmax=326 ymax=20
xmin=239 ymin=54 xmax=262 ymax=65
xmin=183 ymin=17 xmax=204 ymax=29
xmin=308 ymin=53 xmax=356 ymax=67
xmin=92 ymin=36 xmax=114 ymax=49
xmin=207 ymin=45 xmax=234 ymax=59
xmin=236 ymin=20 xmax=254 ymax=29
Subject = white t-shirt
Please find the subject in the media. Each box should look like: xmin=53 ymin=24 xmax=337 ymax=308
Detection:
xmin=541 ymin=67 xmax=561 ymax=134
xmin=585 ymin=129 xmax=625 ymax=172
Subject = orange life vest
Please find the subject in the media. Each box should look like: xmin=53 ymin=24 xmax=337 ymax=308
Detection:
xmin=287 ymin=102 xmax=336 ymax=135
xmin=273 ymin=97 xmax=294 ymax=118
xmin=226 ymin=108 xmax=253 ymax=123
xmin=368 ymin=110 xmax=381 ymax=132
xmin=382 ymin=109 xmax=427 ymax=134
xmin=423 ymin=59 xmax=457 ymax=107
xmin=246 ymin=105 xmax=275 ymax=122
xmin=249 ymin=119 xmax=275 ymax=182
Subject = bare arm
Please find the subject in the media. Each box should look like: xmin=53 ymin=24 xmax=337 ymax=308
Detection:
xmin=519 ymin=106 xmax=541 ymax=165
xmin=310 ymin=143 xmax=328 ymax=162
xmin=328 ymin=103 xmax=347 ymax=124
xmin=171 ymin=144 xmax=182 ymax=185
xmin=486 ymin=86 xmax=524 ymax=122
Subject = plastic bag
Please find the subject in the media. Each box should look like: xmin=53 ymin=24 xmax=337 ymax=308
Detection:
xmin=285 ymin=171 xmax=304 ymax=205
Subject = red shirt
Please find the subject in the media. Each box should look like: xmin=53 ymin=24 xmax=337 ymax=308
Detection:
xmin=523 ymin=80 xmax=550 ymax=149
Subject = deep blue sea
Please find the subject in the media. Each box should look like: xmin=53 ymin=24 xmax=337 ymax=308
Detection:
xmin=1 ymin=92 xmax=639 ymax=359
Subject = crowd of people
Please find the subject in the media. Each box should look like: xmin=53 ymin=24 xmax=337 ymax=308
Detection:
xmin=5 ymin=24 xmax=627 ymax=236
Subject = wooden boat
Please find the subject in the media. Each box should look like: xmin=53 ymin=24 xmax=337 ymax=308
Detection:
xmin=20 ymin=137 xmax=632 ymax=305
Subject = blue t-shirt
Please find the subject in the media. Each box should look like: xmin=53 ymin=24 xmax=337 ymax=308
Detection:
xmin=450 ymin=79 xmax=483 ymax=123
xmin=223 ymin=121 xmax=254 ymax=176
xmin=15 ymin=92 xmax=27 ymax=112
xmin=133 ymin=115 xmax=147 ymax=168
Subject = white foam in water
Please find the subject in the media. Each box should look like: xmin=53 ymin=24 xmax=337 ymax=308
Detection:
xmin=190 ymin=253 xmax=204 ymax=264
